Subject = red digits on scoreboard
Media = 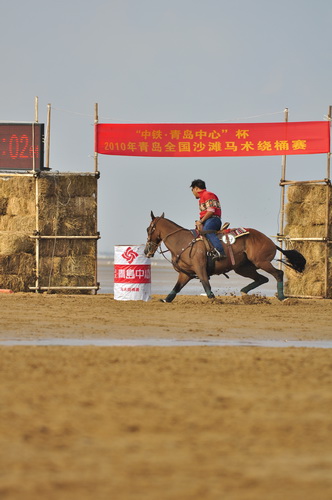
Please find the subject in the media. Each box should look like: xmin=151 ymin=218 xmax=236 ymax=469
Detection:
xmin=19 ymin=135 xmax=29 ymax=158
xmin=9 ymin=134 xmax=19 ymax=159
xmin=8 ymin=134 xmax=38 ymax=160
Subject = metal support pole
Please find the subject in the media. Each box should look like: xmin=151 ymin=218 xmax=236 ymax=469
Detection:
xmin=278 ymin=108 xmax=289 ymax=270
xmin=34 ymin=174 xmax=40 ymax=293
xmin=326 ymin=105 xmax=331 ymax=181
xmin=32 ymin=124 xmax=36 ymax=173
xmin=45 ymin=104 xmax=51 ymax=170
xmin=35 ymin=96 xmax=39 ymax=123
xmin=324 ymin=105 xmax=331 ymax=297
xmin=94 ymin=103 xmax=99 ymax=293
xmin=279 ymin=108 xmax=288 ymax=237
xmin=94 ymin=103 xmax=99 ymax=174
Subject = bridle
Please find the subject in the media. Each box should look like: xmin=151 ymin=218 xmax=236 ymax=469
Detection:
xmin=145 ymin=216 xmax=206 ymax=278
xmin=145 ymin=217 xmax=184 ymax=257
xmin=145 ymin=217 xmax=163 ymax=256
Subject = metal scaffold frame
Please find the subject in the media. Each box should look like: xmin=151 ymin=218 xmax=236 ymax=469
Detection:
xmin=30 ymin=102 xmax=100 ymax=293
xmin=277 ymin=106 xmax=331 ymax=298
xmin=0 ymin=98 xmax=100 ymax=294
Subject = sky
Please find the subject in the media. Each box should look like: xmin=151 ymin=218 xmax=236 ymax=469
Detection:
xmin=1 ymin=0 xmax=331 ymax=254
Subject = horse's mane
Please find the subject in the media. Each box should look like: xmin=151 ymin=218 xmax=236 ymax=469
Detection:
xmin=162 ymin=217 xmax=187 ymax=231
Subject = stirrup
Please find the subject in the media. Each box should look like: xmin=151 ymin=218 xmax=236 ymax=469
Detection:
xmin=211 ymin=249 xmax=226 ymax=261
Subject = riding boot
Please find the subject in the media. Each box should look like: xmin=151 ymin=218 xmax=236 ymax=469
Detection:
xmin=211 ymin=248 xmax=226 ymax=261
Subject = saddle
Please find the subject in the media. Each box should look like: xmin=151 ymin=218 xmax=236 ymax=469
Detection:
xmin=191 ymin=223 xmax=249 ymax=253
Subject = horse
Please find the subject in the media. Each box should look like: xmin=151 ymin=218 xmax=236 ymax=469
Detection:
xmin=144 ymin=212 xmax=306 ymax=302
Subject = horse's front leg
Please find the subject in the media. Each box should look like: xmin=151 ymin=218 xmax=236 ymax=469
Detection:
xmin=196 ymin=269 xmax=215 ymax=299
xmin=192 ymin=249 xmax=215 ymax=299
xmin=201 ymin=280 xmax=215 ymax=298
xmin=162 ymin=272 xmax=191 ymax=303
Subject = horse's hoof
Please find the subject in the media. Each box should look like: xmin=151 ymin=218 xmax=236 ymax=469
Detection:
xmin=160 ymin=299 xmax=167 ymax=303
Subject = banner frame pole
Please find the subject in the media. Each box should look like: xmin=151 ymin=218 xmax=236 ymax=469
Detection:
xmin=326 ymin=105 xmax=331 ymax=181
xmin=324 ymin=105 xmax=331 ymax=297
xmin=94 ymin=103 xmax=99 ymax=175
xmin=278 ymin=108 xmax=289 ymax=268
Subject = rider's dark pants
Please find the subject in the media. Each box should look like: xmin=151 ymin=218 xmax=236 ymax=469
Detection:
xmin=203 ymin=217 xmax=224 ymax=254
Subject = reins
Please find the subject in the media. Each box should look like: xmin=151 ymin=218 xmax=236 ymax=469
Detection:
xmin=161 ymin=227 xmax=201 ymax=277
xmin=162 ymin=228 xmax=183 ymax=244
xmin=148 ymin=218 xmax=202 ymax=277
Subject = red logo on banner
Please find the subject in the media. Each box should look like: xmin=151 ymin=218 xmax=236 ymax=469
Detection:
xmin=122 ymin=247 xmax=139 ymax=264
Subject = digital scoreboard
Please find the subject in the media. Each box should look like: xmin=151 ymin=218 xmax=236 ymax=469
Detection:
xmin=0 ymin=123 xmax=44 ymax=170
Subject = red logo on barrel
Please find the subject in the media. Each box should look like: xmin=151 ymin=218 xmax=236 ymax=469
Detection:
xmin=122 ymin=247 xmax=139 ymax=264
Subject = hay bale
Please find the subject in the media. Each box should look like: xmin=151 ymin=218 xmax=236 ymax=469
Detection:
xmin=286 ymin=202 xmax=331 ymax=227
xmin=0 ymin=253 xmax=35 ymax=292
xmin=39 ymin=255 xmax=95 ymax=278
xmin=0 ymin=253 xmax=35 ymax=275
xmin=287 ymin=185 xmax=312 ymax=203
xmin=39 ymin=215 xmax=96 ymax=236
xmin=0 ymin=215 xmax=36 ymax=232
xmin=285 ymin=247 xmax=332 ymax=297
xmin=3 ymin=275 xmax=35 ymax=292
xmin=39 ymin=239 xmax=95 ymax=257
xmin=65 ymin=196 xmax=97 ymax=217
xmin=39 ymin=256 xmax=62 ymax=277
xmin=284 ymin=224 xmax=326 ymax=239
xmin=294 ymin=242 xmax=325 ymax=262
xmin=0 ymin=177 xmax=34 ymax=198
xmin=38 ymin=273 xmax=96 ymax=294
xmin=284 ymin=184 xmax=332 ymax=298
xmin=0 ymin=199 xmax=8 ymax=215
xmin=0 ymin=234 xmax=34 ymax=255
xmin=39 ymin=196 xmax=96 ymax=218
xmin=38 ymin=173 xmax=97 ymax=198
xmin=6 ymin=197 xmax=35 ymax=216
xmin=287 ymin=184 xmax=330 ymax=204
xmin=285 ymin=273 xmax=325 ymax=297
xmin=60 ymin=255 xmax=95 ymax=276
xmin=305 ymin=185 xmax=329 ymax=203
xmin=0 ymin=172 xmax=98 ymax=293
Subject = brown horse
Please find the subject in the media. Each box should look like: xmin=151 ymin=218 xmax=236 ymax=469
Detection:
xmin=144 ymin=212 xmax=306 ymax=302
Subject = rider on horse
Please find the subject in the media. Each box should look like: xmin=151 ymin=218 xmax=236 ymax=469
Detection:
xmin=190 ymin=179 xmax=226 ymax=260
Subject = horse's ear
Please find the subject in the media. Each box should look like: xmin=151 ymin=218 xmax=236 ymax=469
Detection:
xmin=161 ymin=212 xmax=165 ymax=218
xmin=150 ymin=211 xmax=155 ymax=220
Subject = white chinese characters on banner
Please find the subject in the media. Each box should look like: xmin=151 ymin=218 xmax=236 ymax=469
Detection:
xmin=114 ymin=245 xmax=151 ymax=301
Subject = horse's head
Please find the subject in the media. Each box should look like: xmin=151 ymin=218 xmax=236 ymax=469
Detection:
xmin=144 ymin=211 xmax=165 ymax=257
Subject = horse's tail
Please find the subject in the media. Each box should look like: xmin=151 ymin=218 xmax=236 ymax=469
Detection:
xmin=275 ymin=245 xmax=306 ymax=273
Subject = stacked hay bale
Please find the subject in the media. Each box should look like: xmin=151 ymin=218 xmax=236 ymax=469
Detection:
xmin=0 ymin=177 xmax=35 ymax=291
xmin=0 ymin=173 xmax=98 ymax=293
xmin=284 ymin=184 xmax=332 ymax=297
xmin=37 ymin=173 xmax=97 ymax=292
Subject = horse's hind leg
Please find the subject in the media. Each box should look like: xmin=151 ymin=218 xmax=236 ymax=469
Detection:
xmin=236 ymin=262 xmax=269 ymax=295
xmin=256 ymin=260 xmax=285 ymax=300
xmin=162 ymin=272 xmax=191 ymax=303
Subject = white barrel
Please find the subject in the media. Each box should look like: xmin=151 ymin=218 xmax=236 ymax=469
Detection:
xmin=114 ymin=245 xmax=151 ymax=301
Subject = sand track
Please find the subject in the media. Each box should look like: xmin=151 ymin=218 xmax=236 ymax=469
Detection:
xmin=0 ymin=294 xmax=331 ymax=499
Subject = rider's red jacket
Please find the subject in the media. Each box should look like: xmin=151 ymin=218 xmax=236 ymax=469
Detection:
xmin=198 ymin=189 xmax=222 ymax=219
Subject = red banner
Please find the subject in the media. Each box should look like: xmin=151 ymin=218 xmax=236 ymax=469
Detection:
xmin=95 ymin=121 xmax=330 ymax=157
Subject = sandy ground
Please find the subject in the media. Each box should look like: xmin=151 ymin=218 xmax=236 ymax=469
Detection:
xmin=0 ymin=293 xmax=332 ymax=499
xmin=0 ymin=293 xmax=331 ymax=341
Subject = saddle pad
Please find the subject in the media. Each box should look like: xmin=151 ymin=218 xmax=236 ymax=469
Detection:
xmin=222 ymin=227 xmax=249 ymax=239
